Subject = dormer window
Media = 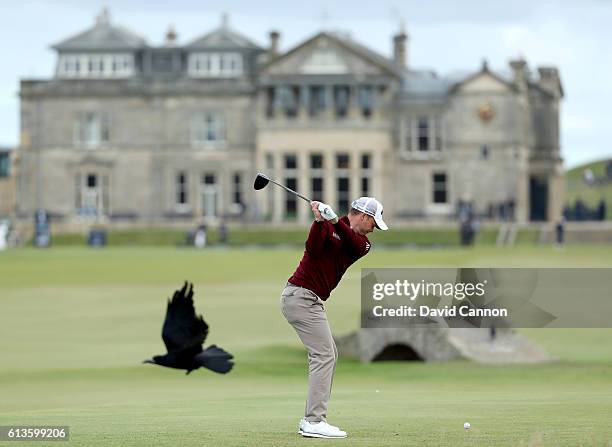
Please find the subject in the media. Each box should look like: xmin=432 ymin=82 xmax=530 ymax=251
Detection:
xmin=188 ymin=52 xmax=243 ymax=77
xmin=58 ymin=53 xmax=134 ymax=78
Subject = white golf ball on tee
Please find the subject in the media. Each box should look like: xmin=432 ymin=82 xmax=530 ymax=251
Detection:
xmin=464 ymin=422 xmax=471 ymax=429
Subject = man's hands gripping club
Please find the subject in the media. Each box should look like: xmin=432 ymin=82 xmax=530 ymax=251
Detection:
xmin=311 ymin=201 xmax=338 ymax=224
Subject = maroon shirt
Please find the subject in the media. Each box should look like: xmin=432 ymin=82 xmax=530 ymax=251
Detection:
xmin=288 ymin=216 xmax=371 ymax=300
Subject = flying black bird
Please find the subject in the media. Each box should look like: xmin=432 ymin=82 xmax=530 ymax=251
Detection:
xmin=144 ymin=282 xmax=234 ymax=374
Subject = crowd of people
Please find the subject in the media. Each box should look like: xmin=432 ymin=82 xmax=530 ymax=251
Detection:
xmin=563 ymin=198 xmax=607 ymax=221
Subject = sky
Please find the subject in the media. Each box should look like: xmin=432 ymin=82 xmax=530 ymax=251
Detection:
xmin=1 ymin=0 xmax=611 ymax=168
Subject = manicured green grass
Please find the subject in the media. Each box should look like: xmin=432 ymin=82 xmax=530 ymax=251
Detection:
xmin=0 ymin=246 xmax=611 ymax=446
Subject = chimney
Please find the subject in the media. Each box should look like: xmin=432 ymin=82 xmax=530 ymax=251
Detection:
xmin=165 ymin=24 xmax=177 ymax=46
xmin=509 ymin=58 xmax=528 ymax=91
xmin=393 ymin=25 xmax=408 ymax=68
xmin=538 ymin=67 xmax=563 ymax=98
xmin=481 ymin=58 xmax=489 ymax=72
xmin=95 ymin=7 xmax=110 ymax=26
xmin=269 ymin=30 xmax=280 ymax=58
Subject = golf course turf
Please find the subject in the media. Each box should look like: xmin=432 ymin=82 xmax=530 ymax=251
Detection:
xmin=1 ymin=246 xmax=611 ymax=446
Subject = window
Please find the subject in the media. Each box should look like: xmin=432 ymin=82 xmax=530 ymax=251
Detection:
xmin=192 ymin=112 xmax=226 ymax=146
xmin=404 ymin=116 xmax=443 ymax=154
xmin=336 ymin=153 xmax=350 ymax=169
xmin=418 ymin=116 xmax=429 ymax=151
xmin=361 ymin=154 xmax=371 ymax=169
xmin=58 ymin=54 xmax=133 ymax=78
xmin=177 ymin=171 xmax=189 ymax=207
xmin=285 ymin=177 xmax=297 ymax=219
xmin=188 ymin=52 xmax=243 ymax=77
xmin=337 ymin=177 xmax=350 ymax=213
xmin=63 ymin=57 xmax=76 ymax=75
xmin=284 ymin=154 xmax=297 ymax=170
xmin=334 ymin=86 xmax=350 ymax=118
xmin=233 ymin=173 xmax=242 ymax=205
xmin=311 ymin=177 xmax=324 ymax=202
xmin=358 ymin=86 xmax=374 ymax=118
xmin=0 ymin=153 xmax=9 ymax=178
xmin=361 ymin=177 xmax=369 ymax=196
xmin=280 ymin=86 xmax=299 ymax=118
xmin=310 ymin=154 xmax=323 ymax=169
xmin=433 ymin=173 xmax=447 ymax=204
xmin=308 ymin=86 xmax=326 ymax=117
xmin=74 ymin=112 xmax=110 ymax=148
xmin=361 ymin=154 xmax=371 ymax=197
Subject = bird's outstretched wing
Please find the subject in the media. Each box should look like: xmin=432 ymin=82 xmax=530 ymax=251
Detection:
xmin=161 ymin=282 xmax=209 ymax=353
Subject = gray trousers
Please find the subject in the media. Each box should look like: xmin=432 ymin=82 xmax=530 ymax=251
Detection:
xmin=280 ymin=282 xmax=338 ymax=423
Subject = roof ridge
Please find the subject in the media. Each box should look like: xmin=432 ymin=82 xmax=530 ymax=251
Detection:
xmin=186 ymin=25 xmax=263 ymax=50
xmin=52 ymin=11 xmax=148 ymax=50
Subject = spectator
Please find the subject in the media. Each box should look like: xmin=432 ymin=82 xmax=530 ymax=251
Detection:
xmin=458 ymin=201 xmax=475 ymax=246
xmin=575 ymin=199 xmax=587 ymax=221
xmin=562 ymin=203 xmax=571 ymax=221
xmin=555 ymin=216 xmax=566 ymax=247
xmin=194 ymin=223 xmax=207 ymax=249
xmin=498 ymin=202 xmax=507 ymax=221
xmin=219 ymin=220 xmax=229 ymax=245
xmin=597 ymin=199 xmax=607 ymax=221
xmin=507 ymin=199 xmax=516 ymax=221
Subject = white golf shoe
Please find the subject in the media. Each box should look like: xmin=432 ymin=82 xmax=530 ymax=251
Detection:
xmin=298 ymin=418 xmax=342 ymax=434
xmin=298 ymin=419 xmax=347 ymax=438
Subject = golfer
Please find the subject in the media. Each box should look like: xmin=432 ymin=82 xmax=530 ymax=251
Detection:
xmin=280 ymin=197 xmax=388 ymax=438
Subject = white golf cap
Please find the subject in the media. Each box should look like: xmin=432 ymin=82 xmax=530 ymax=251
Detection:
xmin=351 ymin=197 xmax=388 ymax=231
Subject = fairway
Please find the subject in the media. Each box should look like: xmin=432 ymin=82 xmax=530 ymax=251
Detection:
xmin=1 ymin=246 xmax=611 ymax=446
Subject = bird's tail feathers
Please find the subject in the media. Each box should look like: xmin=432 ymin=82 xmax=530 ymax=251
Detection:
xmin=196 ymin=345 xmax=234 ymax=374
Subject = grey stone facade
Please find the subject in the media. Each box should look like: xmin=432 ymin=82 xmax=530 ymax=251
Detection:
xmin=15 ymin=10 xmax=564 ymax=228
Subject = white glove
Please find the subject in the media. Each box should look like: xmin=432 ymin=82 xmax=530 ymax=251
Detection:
xmin=318 ymin=203 xmax=338 ymax=221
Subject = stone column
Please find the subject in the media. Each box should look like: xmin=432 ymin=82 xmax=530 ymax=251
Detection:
xmin=298 ymin=151 xmax=309 ymax=224
xmin=547 ymin=163 xmax=565 ymax=222
xmin=325 ymin=85 xmax=334 ymax=121
xmin=350 ymin=150 xmax=360 ymax=203
xmin=272 ymin=152 xmax=283 ymax=223
xmin=348 ymin=84 xmax=360 ymax=120
xmin=326 ymin=151 xmax=337 ymax=210
xmin=298 ymin=85 xmax=309 ymax=122
xmin=371 ymin=87 xmax=383 ymax=122
xmin=515 ymin=147 xmax=529 ymax=224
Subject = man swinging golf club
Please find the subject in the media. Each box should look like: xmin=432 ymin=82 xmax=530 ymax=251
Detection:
xmin=280 ymin=197 xmax=388 ymax=438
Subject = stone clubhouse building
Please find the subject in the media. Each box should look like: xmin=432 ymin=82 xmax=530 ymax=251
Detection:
xmin=15 ymin=9 xmax=564 ymax=228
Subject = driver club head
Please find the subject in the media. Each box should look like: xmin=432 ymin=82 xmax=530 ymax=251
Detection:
xmin=253 ymin=173 xmax=271 ymax=190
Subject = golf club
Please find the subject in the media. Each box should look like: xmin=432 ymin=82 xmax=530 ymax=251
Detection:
xmin=253 ymin=173 xmax=311 ymax=203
